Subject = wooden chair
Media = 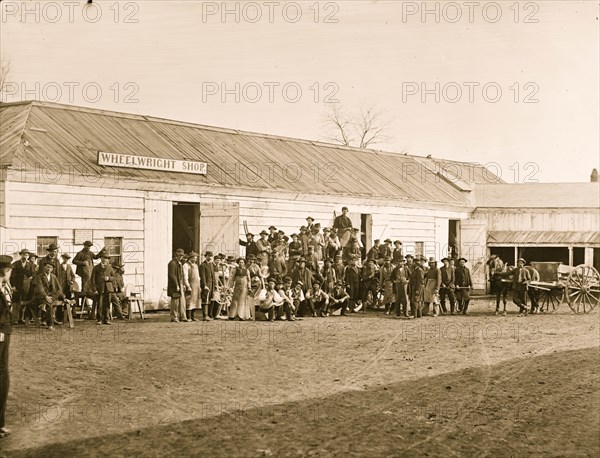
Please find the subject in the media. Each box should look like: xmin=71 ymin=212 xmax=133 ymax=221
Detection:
xmin=124 ymin=283 xmax=145 ymax=320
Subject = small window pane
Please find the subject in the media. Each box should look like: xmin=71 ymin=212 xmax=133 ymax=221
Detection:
xmin=37 ymin=236 xmax=58 ymax=256
xmin=104 ymin=237 xmax=122 ymax=266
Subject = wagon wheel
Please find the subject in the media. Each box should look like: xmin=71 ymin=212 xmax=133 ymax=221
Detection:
xmin=536 ymin=287 xmax=562 ymax=313
xmin=567 ymin=265 xmax=600 ymax=314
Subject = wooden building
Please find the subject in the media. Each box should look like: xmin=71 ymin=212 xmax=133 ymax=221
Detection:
xmin=2 ymin=101 xmax=597 ymax=304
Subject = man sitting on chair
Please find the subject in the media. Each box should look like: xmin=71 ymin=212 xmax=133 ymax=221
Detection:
xmin=32 ymin=263 xmax=64 ymax=330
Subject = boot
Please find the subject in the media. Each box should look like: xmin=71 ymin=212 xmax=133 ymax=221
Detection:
xmin=462 ymin=300 xmax=469 ymax=315
xmin=268 ymin=308 xmax=275 ymax=322
xmin=191 ymin=309 xmax=199 ymax=322
xmin=433 ymin=304 xmax=439 ymax=317
xmin=202 ymin=304 xmax=211 ymax=321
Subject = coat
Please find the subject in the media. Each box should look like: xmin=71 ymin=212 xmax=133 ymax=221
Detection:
xmin=440 ymin=266 xmax=455 ymax=288
xmin=38 ymin=255 xmax=61 ymax=276
xmin=199 ymin=260 xmax=215 ymax=292
xmin=505 ymin=267 xmax=531 ymax=289
xmin=344 ymin=265 xmax=361 ymax=300
xmin=33 ymin=272 xmax=64 ymax=302
xmin=455 ymin=266 xmax=473 ymax=289
xmin=56 ymin=263 xmax=76 ymax=294
xmin=10 ymin=259 xmax=36 ymax=295
xmin=409 ymin=265 xmax=424 ymax=302
xmin=0 ymin=281 xmax=13 ymax=335
xmin=167 ymin=258 xmax=184 ymax=297
xmin=291 ymin=267 xmax=313 ymax=292
xmin=90 ymin=264 xmax=116 ymax=295
xmin=72 ymin=248 xmax=100 ymax=278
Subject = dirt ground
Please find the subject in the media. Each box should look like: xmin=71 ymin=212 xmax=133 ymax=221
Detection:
xmin=1 ymin=298 xmax=598 ymax=457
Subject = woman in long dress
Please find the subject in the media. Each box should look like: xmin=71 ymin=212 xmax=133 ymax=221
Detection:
xmin=229 ymin=258 xmax=252 ymax=320
xmin=183 ymin=252 xmax=200 ymax=321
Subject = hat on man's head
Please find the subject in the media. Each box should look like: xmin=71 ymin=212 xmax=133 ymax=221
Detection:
xmin=47 ymin=243 xmax=59 ymax=251
xmin=299 ymin=226 xmax=307 ymax=231
xmin=204 ymin=251 xmax=214 ymax=257
xmin=61 ymin=253 xmax=71 ymax=260
xmin=0 ymin=261 xmax=12 ymax=270
xmin=101 ymin=253 xmax=111 ymax=260
xmin=405 ymin=254 xmax=414 ymax=259
xmin=247 ymin=254 xmax=256 ymax=260
xmin=323 ymin=227 xmax=331 ymax=232
xmin=18 ymin=248 xmax=30 ymax=255
xmin=278 ymin=230 xmax=285 ymax=235
xmin=188 ymin=251 xmax=199 ymax=258
xmin=383 ymin=256 xmax=391 ymax=262
xmin=306 ymin=216 xmax=314 ymax=222
xmin=260 ymin=230 xmax=268 ymax=236
xmin=175 ymin=248 xmax=185 ymax=256
xmin=246 ymin=233 xmax=254 ymax=238
xmin=28 ymin=253 xmax=38 ymax=259
xmin=341 ymin=206 xmax=348 ymax=211
xmin=298 ymin=257 xmax=306 ymax=263
xmin=314 ymin=223 xmax=321 ymax=228
xmin=384 ymin=239 xmax=392 ymax=243
xmin=83 ymin=241 xmax=93 ymax=247
xmin=113 ymin=262 xmax=125 ymax=269
xmin=441 ymin=257 xmax=450 ymax=263
xmin=459 ymin=257 xmax=468 ymax=263
xmin=295 ymin=281 xmax=304 ymax=287
xmin=269 ymin=226 xmax=277 ymax=230
xmin=218 ymin=253 xmax=226 ymax=259
xmin=428 ymin=257 xmax=437 ymax=264
xmin=227 ymin=255 xmax=236 ymax=262
xmin=394 ymin=240 xmax=402 ymax=246
xmin=291 ymin=233 xmax=298 ymax=238
xmin=517 ymin=258 xmax=526 ymax=264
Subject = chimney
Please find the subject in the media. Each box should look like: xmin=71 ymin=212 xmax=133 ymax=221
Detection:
xmin=591 ymin=168 xmax=598 ymax=183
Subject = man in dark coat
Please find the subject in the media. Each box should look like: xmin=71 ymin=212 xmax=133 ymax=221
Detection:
xmin=167 ymin=249 xmax=189 ymax=323
xmin=344 ymin=256 xmax=361 ymax=313
xmin=392 ymin=257 xmax=409 ymax=317
xmin=90 ymin=254 xmax=117 ymax=325
xmin=73 ymin=241 xmax=100 ymax=308
xmin=239 ymin=233 xmax=260 ymax=260
xmin=287 ymin=233 xmax=303 ymax=272
xmin=500 ymin=258 xmax=532 ymax=316
xmin=110 ymin=262 xmax=127 ymax=320
xmin=333 ymin=207 xmax=353 ymax=248
xmin=10 ymin=249 xmax=35 ymax=325
xmin=439 ymin=257 xmax=457 ymax=314
xmin=409 ymin=256 xmax=425 ymax=318
xmin=455 ymin=258 xmax=473 ymax=315
xmin=38 ymin=244 xmax=62 ymax=278
xmin=32 ymin=263 xmax=64 ymax=329
xmin=291 ymin=257 xmax=313 ymax=295
xmin=0 ymin=262 xmax=14 ymax=438
xmin=199 ymin=251 xmax=215 ymax=320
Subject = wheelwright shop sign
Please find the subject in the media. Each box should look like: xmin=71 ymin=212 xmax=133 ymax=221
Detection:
xmin=97 ymin=152 xmax=207 ymax=175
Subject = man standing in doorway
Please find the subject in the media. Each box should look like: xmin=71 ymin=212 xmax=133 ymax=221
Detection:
xmin=455 ymin=258 xmax=473 ymax=315
xmin=199 ymin=251 xmax=216 ymax=321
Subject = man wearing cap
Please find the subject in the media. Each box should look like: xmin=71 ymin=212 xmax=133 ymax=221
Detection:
xmin=10 ymin=249 xmax=35 ymax=325
xmin=439 ymin=258 xmax=457 ymax=315
xmin=199 ymin=251 xmax=216 ymax=320
xmin=367 ymin=240 xmax=381 ymax=263
xmin=392 ymin=241 xmax=404 ymax=265
xmin=409 ymin=256 xmax=425 ymax=318
xmin=256 ymin=231 xmax=272 ymax=267
xmin=423 ymin=257 xmax=442 ymax=317
xmin=455 ymin=258 xmax=473 ymax=315
xmin=305 ymin=216 xmax=315 ymax=233
xmin=32 ymin=262 xmax=64 ymax=329
xmin=239 ymin=233 xmax=259 ymax=260
xmin=0 ymin=261 xmax=14 ymax=438
xmin=500 ymin=258 xmax=532 ymax=316
xmin=392 ymin=257 xmax=409 ymax=317
xmin=167 ymin=249 xmax=189 ymax=323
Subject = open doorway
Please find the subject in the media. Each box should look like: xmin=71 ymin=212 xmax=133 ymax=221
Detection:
xmin=449 ymin=220 xmax=459 ymax=259
xmin=172 ymin=202 xmax=199 ymax=255
xmin=361 ymin=214 xmax=373 ymax=259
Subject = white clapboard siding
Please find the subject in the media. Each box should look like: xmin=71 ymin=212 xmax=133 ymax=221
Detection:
xmin=0 ymin=180 xmax=5 ymax=228
xmin=144 ymin=199 xmax=172 ymax=310
xmin=474 ymin=209 xmax=598 ymax=232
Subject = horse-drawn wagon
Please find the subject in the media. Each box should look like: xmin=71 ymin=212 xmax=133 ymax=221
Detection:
xmin=527 ymin=262 xmax=599 ymax=314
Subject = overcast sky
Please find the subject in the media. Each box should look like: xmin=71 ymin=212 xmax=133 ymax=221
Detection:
xmin=2 ymin=0 xmax=598 ymax=183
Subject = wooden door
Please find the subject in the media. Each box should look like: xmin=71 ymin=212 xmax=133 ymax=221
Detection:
xmin=200 ymin=202 xmax=240 ymax=257
xmin=460 ymin=220 xmax=487 ymax=293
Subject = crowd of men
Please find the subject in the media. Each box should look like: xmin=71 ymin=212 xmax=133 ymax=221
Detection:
xmin=165 ymin=207 xmax=481 ymax=322
xmin=5 ymin=241 xmax=129 ymax=330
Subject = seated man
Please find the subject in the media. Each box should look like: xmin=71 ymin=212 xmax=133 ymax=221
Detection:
xmin=306 ymin=283 xmax=329 ymax=317
xmin=275 ymin=278 xmax=295 ymax=321
xmin=258 ymin=278 xmax=277 ymax=322
xmin=31 ymin=263 xmax=64 ymax=330
xmin=328 ymin=280 xmax=350 ymax=316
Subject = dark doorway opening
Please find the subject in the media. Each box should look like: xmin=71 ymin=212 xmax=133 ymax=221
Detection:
xmin=172 ymin=202 xmax=199 ymax=256
xmin=594 ymin=248 xmax=600 ymax=272
xmin=360 ymin=214 xmax=373 ymax=259
xmin=449 ymin=220 xmax=459 ymax=259
xmin=489 ymin=247 xmax=516 ymax=266
xmin=573 ymin=247 xmax=585 ymax=266
xmin=519 ymin=246 xmax=569 ymax=265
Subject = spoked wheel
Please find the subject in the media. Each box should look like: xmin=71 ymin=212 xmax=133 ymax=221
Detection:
xmin=536 ymin=288 xmax=562 ymax=313
xmin=567 ymin=265 xmax=600 ymax=314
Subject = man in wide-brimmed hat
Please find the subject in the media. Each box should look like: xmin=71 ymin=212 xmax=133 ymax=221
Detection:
xmin=440 ymin=257 xmax=457 ymax=315
xmin=199 ymin=251 xmax=215 ymax=321
xmin=391 ymin=257 xmax=409 ymax=317
xmin=499 ymin=257 xmax=532 ymax=316
xmin=392 ymin=241 xmax=403 ymax=265
xmin=32 ymin=261 xmax=64 ymax=329
xmin=329 ymin=279 xmax=350 ymax=316
xmin=38 ymin=243 xmax=61 ymax=279
xmin=256 ymin=230 xmax=272 ymax=268
xmin=455 ymin=258 xmax=473 ymax=315
xmin=423 ymin=257 xmax=442 ymax=317
xmin=239 ymin=232 xmax=259 ymax=260
xmin=10 ymin=249 xmax=35 ymax=325
xmin=73 ymin=241 xmax=101 ymax=312
xmin=408 ymin=255 xmax=426 ymax=318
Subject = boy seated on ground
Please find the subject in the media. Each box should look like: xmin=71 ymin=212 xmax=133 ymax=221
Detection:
xmin=306 ymin=283 xmax=329 ymax=317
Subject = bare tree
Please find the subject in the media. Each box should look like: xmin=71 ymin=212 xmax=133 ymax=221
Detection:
xmin=323 ymin=103 xmax=391 ymax=149
xmin=0 ymin=60 xmax=11 ymax=103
